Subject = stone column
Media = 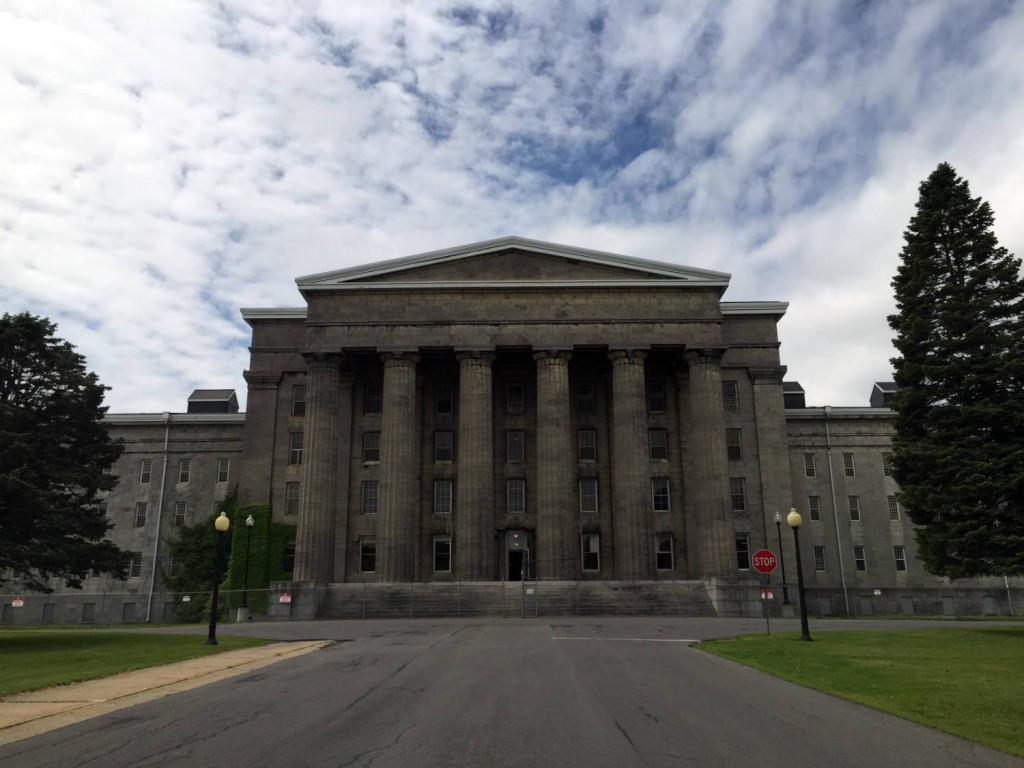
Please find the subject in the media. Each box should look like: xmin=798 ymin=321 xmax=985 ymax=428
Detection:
xmin=608 ymin=350 xmax=654 ymax=581
xmin=749 ymin=366 xmax=797 ymax=586
xmin=534 ymin=350 xmax=574 ymax=579
xmin=378 ymin=352 xmax=420 ymax=582
xmin=294 ymin=353 xmax=344 ymax=583
xmin=332 ymin=373 xmax=355 ymax=582
xmin=239 ymin=371 xmax=281 ymax=506
xmin=684 ymin=348 xmax=735 ymax=578
xmin=456 ymin=352 xmax=495 ymax=581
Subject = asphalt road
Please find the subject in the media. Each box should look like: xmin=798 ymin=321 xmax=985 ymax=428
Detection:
xmin=0 ymin=618 xmax=1019 ymax=768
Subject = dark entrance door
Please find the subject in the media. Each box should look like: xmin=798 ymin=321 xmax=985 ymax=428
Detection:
xmin=508 ymin=550 xmax=524 ymax=581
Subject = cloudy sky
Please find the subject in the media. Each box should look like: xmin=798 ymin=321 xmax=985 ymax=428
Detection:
xmin=3 ymin=1 xmax=1022 ymax=412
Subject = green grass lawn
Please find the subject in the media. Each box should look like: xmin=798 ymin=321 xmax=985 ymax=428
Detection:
xmin=700 ymin=626 xmax=1024 ymax=758
xmin=0 ymin=631 xmax=270 ymax=697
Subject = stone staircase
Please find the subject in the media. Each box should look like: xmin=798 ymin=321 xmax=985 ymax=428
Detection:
xmin=315 ymin=580 xmax=716 ymax=619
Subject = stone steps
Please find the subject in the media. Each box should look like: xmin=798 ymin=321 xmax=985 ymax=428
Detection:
xmin=315 ymin=580 xmax=716 ymax=619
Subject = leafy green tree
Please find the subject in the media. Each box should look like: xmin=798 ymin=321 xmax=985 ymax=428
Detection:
xmin=0 ymin=313 xmax=128 ymax=591
xmin=888 ymin=163 xmax=1024 ymax=578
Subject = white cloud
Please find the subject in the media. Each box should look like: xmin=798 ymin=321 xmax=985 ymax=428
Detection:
xmin=1 ymin=0 xmax=1021 ymax=412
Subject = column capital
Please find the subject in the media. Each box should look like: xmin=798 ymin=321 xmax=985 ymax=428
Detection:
xmin=748 ymin=366 xmax=787 ymax=385
xmin=533 ymin=350 xmax=572 ymax=365
xmin=243 ymin=370 xmax=282 ymax=390
xmin=381 ymin=351 xmax=421 ymax=366
xmin=607 ymin=349 xmax=648 ymax=365
xmin=683 ymin=347 xmax=727 ymax=367
xmin=301 ymin=350 xmax=348 ymax=369
xmin=456 ymin=350 xmax=496 ymax=367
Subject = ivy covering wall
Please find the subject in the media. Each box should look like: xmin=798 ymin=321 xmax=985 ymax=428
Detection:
xmin=223 ymin=504 xmax=294 ymax=614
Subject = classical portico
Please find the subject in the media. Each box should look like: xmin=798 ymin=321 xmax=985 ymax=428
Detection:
xmin=241 ymin=237 xmax=792 ymax=592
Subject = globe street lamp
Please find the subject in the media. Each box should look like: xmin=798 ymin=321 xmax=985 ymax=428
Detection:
xmin=773 ymin=512 xmax=790 ymax=605
xmin=206 ymin=511 xmax=231 ymax=646
xmin=240 ymin=514 xmax=255 ymax=614
xmin=787 ymin=507 xmax=812 ymax=642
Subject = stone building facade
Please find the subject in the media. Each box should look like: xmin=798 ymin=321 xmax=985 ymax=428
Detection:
xmin=238 ymin=237 xmax=796 ymax=594
xmin=1 ymin=408 xmax=244 ymax=625
xmin=3 ymin=237 xmax=1020 ymax=623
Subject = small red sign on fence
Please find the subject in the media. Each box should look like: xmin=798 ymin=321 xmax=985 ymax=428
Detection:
xmin=279 ymin=593 xmax=292 ymax=604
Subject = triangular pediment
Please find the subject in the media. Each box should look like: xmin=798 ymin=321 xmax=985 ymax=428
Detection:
xmin=296 ymin=237 xmax=730 ymax=292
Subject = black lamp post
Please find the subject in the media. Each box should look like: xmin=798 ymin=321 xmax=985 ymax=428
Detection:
xmin=240 ymin=514 xmax=255 ymax=611
xmin=206 ymin=511 xmax=231 ymax=646
xmin=787 ymin=507 xmax=812 ymax=642
xmin=774 ymin=511 xmax=790 ymax=605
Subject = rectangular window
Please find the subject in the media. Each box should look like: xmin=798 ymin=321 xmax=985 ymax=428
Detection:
xmin=102 ymin=466 xmax=113 ymax=476
xmin=169 ymin=555 xmax=180 ymax=578
xmin=139 ymin=459 xmax=152 ymax=484
xmin=722 ymin=381 xmax=739 ymax=412
xmin=361 ymin=481 xmax=379 ymax=514
xmin=581 ymin=534 xmax=600 ymax=571
xmin=217 ymin=458 xmax=230 ymax=483
xmin=649 ymin=429 xmax=668 ymax=461
xmin=435 ymin=431 xmax=454 ymax=462
xmin=853 ymin=545 xmax=867 ymax=572
xmin=576 ymin=383 xmax=596 ymax=414
xmin=362 ymin=432 xmax=380 ymax=462
xmin=435 ymin=384 xmax=454 ymax=416
xmin=359 ymin=537 xmax=376 ymax=573
xmin=656 ymin=533 xmax=674 ymax=571
xmin=178 ymin=458 xmax=191 ymax=483
xmin=730 ymin=477 xmax=746 ymax=511
xmin=433 ymin=536 xmax=452 ymax=572
xmin=364 ymin=383 xmax=382 ymax=415
xmin=808 ymin=496 xmax=821 ymax=521
xmin=291 ymin=384 xmax=307 ymax=417
xmin=888 ymin=496 xmax=901 ymax=521
xmin=98 ymin=501 xmax=108 ymax=517
xmin=578 ymin=429 xmax=597 ymax=462
xmin=506 ymin=430 xmax=525 ymax=464
xmin=646 ymin=381 xmax=666 ymax=413
xmin=883 ymin=452 xmax=894 ymax=477
xmin=434 ymin=480 xmax=453 ymax=516
xmin=129 ymin=552 xmax=142 ymax=578
xmin=283 ymin=541 xmax=295 ymax=573
xmin=289 ymin=433 xmax=304 ymax=465
xmin=286 ymin=482 xmax=300 ymax=515
xmin=652 ymin=478 xmax=670 ymax=512
xmin=894 ymin=545 xmax=907 ymax=571
xmin=843 ymin=452 xmax=856 ymax=477
xmin=506 ymin=383 xmax=524 ymax=414
xmin=579 ymin=478 xmax=598 ymax=514
xmin=735 ymin=534 xmax=750 ymax=570
xmin=803 ymin=453 xmax=816 ymax=478
xmin=507 ymin=479 xmax=525 ymax=514
xmin=173 ymin=501 xmax=187 ymax=526
xmin=134 ymin=502 xmax=147 ymax=528
xmin=813 ymin=545 xmax=827 ymax=571
xmin=849 ymin=496 xmax=861 ymax=521
xmin=726 ymin=428 xmax=742 ymax=461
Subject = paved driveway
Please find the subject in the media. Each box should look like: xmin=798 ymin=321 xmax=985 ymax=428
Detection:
xmin=0 ymin=618 xmax=1018 ymax=768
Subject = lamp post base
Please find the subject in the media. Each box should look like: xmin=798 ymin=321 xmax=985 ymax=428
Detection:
xmin=236 ymin=607 xmax=251 ymax=623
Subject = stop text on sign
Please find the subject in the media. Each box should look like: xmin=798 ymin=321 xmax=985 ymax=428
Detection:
xmin=752 ymin=550 xmax=777 ymax=574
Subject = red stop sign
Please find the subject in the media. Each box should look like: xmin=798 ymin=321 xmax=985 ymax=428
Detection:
xmin=752 ymin=549 xmax=777 ymax=574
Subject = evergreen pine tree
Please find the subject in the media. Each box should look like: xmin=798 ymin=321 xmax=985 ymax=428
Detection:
xmin=889 ymin=162 xmax=1024 ymax=578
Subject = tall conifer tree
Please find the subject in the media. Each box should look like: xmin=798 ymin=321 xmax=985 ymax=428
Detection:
xmin=889 ymin=163 xmax=1024 ymax=578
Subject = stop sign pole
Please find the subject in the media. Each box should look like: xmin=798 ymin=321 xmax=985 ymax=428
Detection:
xmin=752 ymin=550 xmax=777 ymax=635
